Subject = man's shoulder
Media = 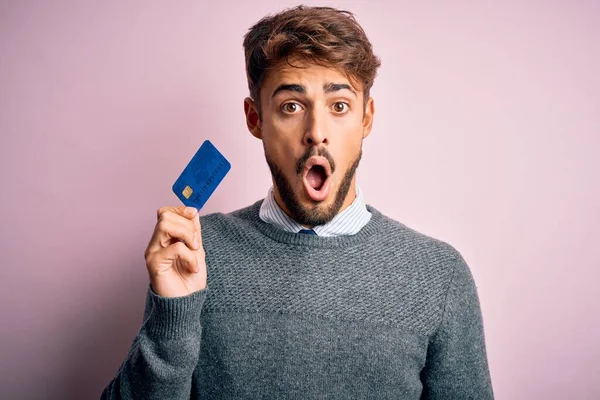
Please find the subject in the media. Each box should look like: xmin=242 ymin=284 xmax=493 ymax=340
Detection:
xmin=369 ymin=205 xmax=468 ymax=270
xmin=368 ymin=206 xmax=477 ymax=335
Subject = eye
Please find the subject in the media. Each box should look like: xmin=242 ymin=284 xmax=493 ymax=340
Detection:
xmin=332 ymin=102 xmax=349 ymax=114
xmin=281 ymin=102 xmax=303 ymax=114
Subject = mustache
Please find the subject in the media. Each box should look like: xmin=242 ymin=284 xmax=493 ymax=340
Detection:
xmin=295 ymin=147 xmax=336 ymax=175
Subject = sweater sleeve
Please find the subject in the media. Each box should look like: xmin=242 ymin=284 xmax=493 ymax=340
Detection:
xmin=420 ymin=255 xmax=494 ymax=399
xmin=100 ymin=285 xmax=207 ymax=400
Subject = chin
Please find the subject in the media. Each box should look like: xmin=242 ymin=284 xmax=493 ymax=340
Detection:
xmin=285 ymin=181 xmax=342 ymax=226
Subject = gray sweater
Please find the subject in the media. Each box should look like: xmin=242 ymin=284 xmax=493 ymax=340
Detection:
xmin=101 ymin=200 xmax=494 ymax=399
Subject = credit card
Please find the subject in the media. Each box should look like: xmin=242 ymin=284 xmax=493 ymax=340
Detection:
xmin=172 ymin=140 xmax=231 ymax=210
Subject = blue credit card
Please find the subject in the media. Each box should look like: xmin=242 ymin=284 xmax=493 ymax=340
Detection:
xmin=172 ymin=140 xmax=231 ymax=210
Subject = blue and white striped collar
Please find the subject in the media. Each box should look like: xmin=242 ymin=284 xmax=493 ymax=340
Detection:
xmin=258 ymin=186 xmax=372 ymax=237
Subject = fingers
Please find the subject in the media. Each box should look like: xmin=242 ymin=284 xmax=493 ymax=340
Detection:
xmin=147 ymin=206 xmax=200 ymax=254
xmin=181 ymin=207 xmax=202 ymax=237
xmin=147 ymin=241 xmax=200 ymax=275
xmin=161 ymin=205 xmax=202 ymax=242
xmin=191 ymin=207 xmax=202 ymax=238
xmin=157 ymin=206 xmax=198 ymax=220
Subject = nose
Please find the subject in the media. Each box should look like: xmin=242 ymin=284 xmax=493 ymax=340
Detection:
xmin=302 ymin=107 xmax=329 ymax=146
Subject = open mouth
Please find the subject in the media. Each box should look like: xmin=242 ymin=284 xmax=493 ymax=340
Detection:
xmin=302 ymin=156 xmax=332 ymax=202
xmin=306 ymin=165 xmax=327 ymax=190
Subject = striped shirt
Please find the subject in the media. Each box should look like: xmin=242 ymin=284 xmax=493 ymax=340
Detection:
xmin=258 ymin=186 xmax=372 ymax=237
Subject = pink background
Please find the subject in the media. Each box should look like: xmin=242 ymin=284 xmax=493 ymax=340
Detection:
xmin=1 ymin=1 xmax=599 ymax=399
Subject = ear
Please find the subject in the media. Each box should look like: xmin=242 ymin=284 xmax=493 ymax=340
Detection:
xmin=362 ymin=97 xmax=375 ymax=139
xmin=244 ymin=97 xmax=262 ymax=140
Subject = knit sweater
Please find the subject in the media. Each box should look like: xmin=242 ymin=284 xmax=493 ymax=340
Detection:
xmin=101 ymin=200 xmax=494 ymax=399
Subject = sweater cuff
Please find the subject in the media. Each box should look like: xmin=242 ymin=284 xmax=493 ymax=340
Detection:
xmin=143 ymin=285 xmax=207 ymax=340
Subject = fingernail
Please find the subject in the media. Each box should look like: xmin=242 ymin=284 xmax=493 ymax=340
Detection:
xmin=193 ymin=232 xmax=199 ymax=248
xmin=185 ymin=207 xmax=197 ymax=216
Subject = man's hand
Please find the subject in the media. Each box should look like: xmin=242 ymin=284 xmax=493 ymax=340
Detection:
xmin=144 ymin=206 xmax=207 ymax=298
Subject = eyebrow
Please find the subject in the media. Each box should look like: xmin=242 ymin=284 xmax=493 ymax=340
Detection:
xmin=271 ymin=82 xmax=357 ymax=98
xmin=324 ymin=82 xmax=357 ymax=97
xmin=271 ymin=84 xmax=305 ymax=98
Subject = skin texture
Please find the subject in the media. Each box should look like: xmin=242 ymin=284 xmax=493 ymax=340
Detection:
xmin=244 ymin=60 xmax=375 ymax=228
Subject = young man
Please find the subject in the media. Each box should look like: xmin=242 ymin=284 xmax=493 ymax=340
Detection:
xmin=102 ymin=6 xmax=493 ymax=399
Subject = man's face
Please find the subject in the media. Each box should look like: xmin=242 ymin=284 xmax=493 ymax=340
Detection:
xmin=244 ymin=61 xmax=374 ymax=227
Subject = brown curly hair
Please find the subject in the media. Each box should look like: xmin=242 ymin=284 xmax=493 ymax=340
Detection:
xmin=243 ymin=5 xmax=381 ymax=115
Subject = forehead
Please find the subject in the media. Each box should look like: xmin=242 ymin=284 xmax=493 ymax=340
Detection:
xmin=262 ymin=61 xmax=362 ymax=95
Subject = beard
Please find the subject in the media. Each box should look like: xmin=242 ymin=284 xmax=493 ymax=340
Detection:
xmin=264 ymin=145 xmax=362 ymax=227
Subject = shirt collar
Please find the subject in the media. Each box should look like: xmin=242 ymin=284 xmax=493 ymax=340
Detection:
xmin=258 ymin=186 xmax=372 ymax=237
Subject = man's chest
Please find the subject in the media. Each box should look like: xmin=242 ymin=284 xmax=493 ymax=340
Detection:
xmin=193 ymin=311 xmax=428 ymax=399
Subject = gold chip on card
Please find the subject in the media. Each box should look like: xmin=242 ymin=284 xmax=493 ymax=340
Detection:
xmin=182 ymin=185 xmax=193 ymax=199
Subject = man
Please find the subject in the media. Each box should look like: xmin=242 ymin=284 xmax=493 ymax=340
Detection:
xmin=102 ymin=6 xmax=493 ymax=399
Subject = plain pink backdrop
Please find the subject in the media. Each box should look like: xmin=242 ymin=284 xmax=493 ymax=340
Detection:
xmin=1 ymin=1 xmax=599 ymax=399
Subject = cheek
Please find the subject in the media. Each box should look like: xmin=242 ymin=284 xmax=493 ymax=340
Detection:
xmin=264 ymin=120 xmax=303 ymax=157
xmin=271 ymin=117 xmax=304 ymax=143
xmin=263 ymin=135 xmax=298 ymax=174
xmin=331 ymin=114 xmax=364 ymax=144
xmin=332 ymin=125 xmax=364 ymax=165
